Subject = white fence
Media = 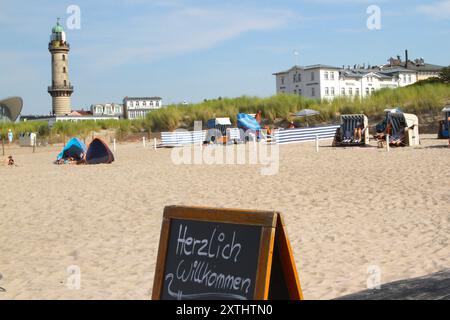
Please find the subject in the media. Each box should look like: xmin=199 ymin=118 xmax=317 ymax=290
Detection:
xmin=161 ymin=130 xmax=207 ymax=147
xmin=161 ymin=125 xmax=340 ymax=147
xmin=273 ymin=125 xmax=340 ymax=145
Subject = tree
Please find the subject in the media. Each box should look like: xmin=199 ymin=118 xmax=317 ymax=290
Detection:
xmin=439 ymin=66 xmax=450 ymax=83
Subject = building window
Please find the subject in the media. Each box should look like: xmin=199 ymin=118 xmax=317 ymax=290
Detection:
xmin=355 ymin=88 xmax=360 ymax=96
xmin=311 ymin=72 xmax=315 ymax=81
xmin=341 ymin=88 xmax=345 ymax=96
xmin=331 ymin=72 xmax=335 ymax=80
xmin=331 ymin=87 xmax=335 ymax=96
xmin=349 ymin=88 xmax=353 ymax=96
xmin=324 ymin=72 xmax=329 ymax=80
xmin=63 ymin=67 xmax=66 ymax=73
xmin=62 ymin=55 xmax=66 ymax=61
xmin=281 ymin=77 xmax=285 ymax=85
xmin=297 ymin=74 xmax=302 ymax=82
xmin=366 ymin=88 xmax=370 ymax=95
xmin=294 ymin=89 xmax=297 ymax=94
xmin=143 ymin=101 xmax=147 ymax=106
xmin=371 ymin=88 xmax=375 ymax=94
xmin=408 ymin=75 xmax=412 ymax=83
xmin=64 ymin=80 xmax=67 ymax=86
xmin=325 ymin=87 xmax=329 ymax=96
xmin=311 ymin=88 xmax=316 ymax=96
xmin=298 ymin=89 xmax=302 ymax=95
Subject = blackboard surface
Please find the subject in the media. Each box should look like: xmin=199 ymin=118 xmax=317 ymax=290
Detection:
xmin=161 ymin=218 xmax=262 ymax=300
xmin=152 ymin=206 xmax=303 ymax=300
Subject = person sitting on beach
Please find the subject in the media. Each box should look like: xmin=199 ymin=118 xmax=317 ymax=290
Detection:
xmin=255 ymin=110 xmax=263 ymax=124
xmin=287 ymin=121 xmax=295 ymax=129
xmin=8 ymin=156 xmax=14 ymax=166
xmin=353 ymin=122 xmax=364 ymax=143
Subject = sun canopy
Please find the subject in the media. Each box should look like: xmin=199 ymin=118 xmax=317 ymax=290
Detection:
xmin=57 ymin=138 xmax=86 ymax=161
xmin=294 ymin=109 xmax=320 ymax=118
xmin=215 ymin=118 xmax=232 ymax=125
xmin=383 ymin=107 xmax=403 ymax=114
xmin=207 ymin=117 xmax=232 ymax=128
xmin=237 ymin=113 xmax=261 ymax=131
xmin=86 ymin=138 xmax=114 ymax=165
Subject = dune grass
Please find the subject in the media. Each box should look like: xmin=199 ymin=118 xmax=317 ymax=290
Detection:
xmin=146 ymin=83 xmax=450 ymax=130
xmin=1 ymin=83 xmax=449 ymax=141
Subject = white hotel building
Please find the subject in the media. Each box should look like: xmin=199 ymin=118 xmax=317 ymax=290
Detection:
xmin=273 ymin=64 xmax=418 ymax=100
xmin=123 ymin=96 xmax=163 ymax=120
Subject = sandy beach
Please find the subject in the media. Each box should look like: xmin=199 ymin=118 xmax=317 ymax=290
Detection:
xmin=0 ymin=135 xmax=449 ymax=300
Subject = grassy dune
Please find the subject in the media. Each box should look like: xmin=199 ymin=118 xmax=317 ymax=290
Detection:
xmin=146 ymin=83 xmax=450 ymax=130
xmin=1 ymin=84 xmax=449 ymax=141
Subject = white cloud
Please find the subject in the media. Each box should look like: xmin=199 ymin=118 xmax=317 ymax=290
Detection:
xmin=73 ymin=5 xmax=294 ymax=69
xmin=417 ymin=0 xmax=450 ymax=19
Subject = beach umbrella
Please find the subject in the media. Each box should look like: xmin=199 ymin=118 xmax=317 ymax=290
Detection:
xmin=293 ymin=109 xmax=320 ymax=127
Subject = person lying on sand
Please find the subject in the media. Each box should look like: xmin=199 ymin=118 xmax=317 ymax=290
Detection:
xmin=55 ymin=154 xmax=86 ymax=165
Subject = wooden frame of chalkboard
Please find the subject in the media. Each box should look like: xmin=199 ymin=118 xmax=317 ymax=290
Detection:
xmin=152 ymin=205 xmax=303 ymax=300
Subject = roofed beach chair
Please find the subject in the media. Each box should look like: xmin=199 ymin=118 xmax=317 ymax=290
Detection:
xmin=332 ymin=114 xmax=369 ymax=147
xmin=385 ymin=112 xmax=420 ymax=147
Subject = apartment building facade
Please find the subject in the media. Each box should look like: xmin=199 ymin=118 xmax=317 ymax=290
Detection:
xmin=274 ymin=64 xmax=417 ymax=100
xmin=123 ymin=97 xmax=163 ymax=120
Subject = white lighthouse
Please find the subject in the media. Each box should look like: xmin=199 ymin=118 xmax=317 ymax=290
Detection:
xmin=48 ymin=18 xmax=73 ymax=116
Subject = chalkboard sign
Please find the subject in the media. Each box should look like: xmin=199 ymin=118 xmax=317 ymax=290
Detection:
xmin=152 ymin=206 xmax=303 ymax=300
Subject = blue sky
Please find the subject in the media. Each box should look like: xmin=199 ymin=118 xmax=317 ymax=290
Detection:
xmin=0 ymin=0 xmax=449 ymax=115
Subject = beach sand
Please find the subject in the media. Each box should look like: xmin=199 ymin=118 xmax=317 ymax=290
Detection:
xmin=0 ymin=135 xmax=449 ymax=300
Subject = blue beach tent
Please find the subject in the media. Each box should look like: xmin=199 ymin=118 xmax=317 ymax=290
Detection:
xmin=57 ymin=138 xmax=87 ymax=161
xmin=237 ymin=113 xmax=261 ymax=131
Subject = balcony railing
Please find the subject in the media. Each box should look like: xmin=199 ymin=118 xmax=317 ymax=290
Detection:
xmin=48 ymin=85 xmax=74 ymax=92
xmin=48 ymin=42 xmax=70 ymax=50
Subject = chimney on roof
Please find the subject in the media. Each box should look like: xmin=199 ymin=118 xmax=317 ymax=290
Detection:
xmin=405 ymin=50 xmax=409 ymax=68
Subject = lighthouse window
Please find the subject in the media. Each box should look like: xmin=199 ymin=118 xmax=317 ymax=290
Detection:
xmin=64 ymin=80 xmax=67 ymax=86
xmin=63 ymin=67 xmax=66 ymax=73
xmin=62 ymin=55 xmax=66 ymax=61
